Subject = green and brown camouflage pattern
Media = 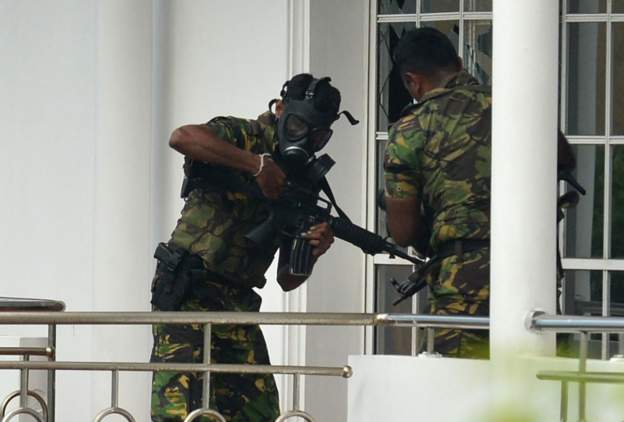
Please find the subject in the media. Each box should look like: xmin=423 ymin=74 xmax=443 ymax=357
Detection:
xmin=384 ymin=71 xmax=491 ymax=358
xmin=150 ymin=277 xmax=280 ymax=421
xmin=151 ymin=111 xmax=281 ymax=420
xmin=424 ymin=249 xmax=490 ymax=358
xmin=170 ymin=112 xmax=279 ymax=289
xmin=384 ymin=71 xmax=491 ymax=252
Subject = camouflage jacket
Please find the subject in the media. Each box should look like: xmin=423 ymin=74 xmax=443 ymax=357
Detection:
xmin=384 ymin=71 xmax=491 ymax=253
xmin=169 ymin=111 xmax=279 ymax=289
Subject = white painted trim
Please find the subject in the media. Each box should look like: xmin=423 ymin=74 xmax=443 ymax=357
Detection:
xmin=562 ymin=258 xmax=624 ymax=271
xmin=566 ymin=136 xmax=610 ymax=144
xmin=365 ymin=0 xmax=378 ymax=355
xmin=283 ymin=0 xmax=310 ymax=412
xmin=360 ymin=0 xmax=375 ymax=355
xmin=377 ymin=12 xmax=492 ymax=23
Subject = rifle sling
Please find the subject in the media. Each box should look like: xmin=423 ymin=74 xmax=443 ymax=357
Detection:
xmin=182 ymin=165 xmax=355 ymax=226
xmin=319 ymin=177 xmax=352 ymax=223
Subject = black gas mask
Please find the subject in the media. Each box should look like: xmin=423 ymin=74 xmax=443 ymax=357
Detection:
xmin=274 ymin=77 xmax=358 ymax=169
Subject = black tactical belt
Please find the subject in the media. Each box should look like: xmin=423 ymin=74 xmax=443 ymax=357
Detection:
xmin=434 ymin=238 xmax=490 ymax=261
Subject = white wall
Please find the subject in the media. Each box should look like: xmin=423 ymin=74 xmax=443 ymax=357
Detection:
xmin=305 ymin=0 xmax=370 ymax=421
xmin=0 ymin=1 xmax=97 ymax=418
xmin=348 ymin=355 xmax=624 ymax=422
xmin=1 ymin=0 xmax=292 ymax=420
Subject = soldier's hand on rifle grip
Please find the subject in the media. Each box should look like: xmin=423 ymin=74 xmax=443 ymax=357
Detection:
xmin=254 ymin=155 xmax=286 ymax=199
xmin=304 ymin=222 xmax=334 ymax=258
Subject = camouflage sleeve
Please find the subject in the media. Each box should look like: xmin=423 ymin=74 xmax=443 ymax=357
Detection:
xmin=206 ymin=116 xmax=269 ymax=154
xmin=383 ymin=117 xmax=427 ymax=199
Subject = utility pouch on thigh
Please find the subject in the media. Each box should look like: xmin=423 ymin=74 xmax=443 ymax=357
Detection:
xmin=151 ymin=242 xmax=192 ymax=311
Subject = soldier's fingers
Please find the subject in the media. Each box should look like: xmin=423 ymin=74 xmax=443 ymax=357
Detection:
xmin=309 ymin=223 xmax=330 ymax=231
xmin=312 ymin=243 xmax=330 ymax=257
xmin=312 ymin=246 xmax=326 ymax=257
xmin=303 ymin=228 xmax=321 ymax=238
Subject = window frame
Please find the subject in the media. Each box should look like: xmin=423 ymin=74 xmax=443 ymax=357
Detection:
xmin=560 ymin=0 xmax=624 ymax=359
xmin=365 ymin=0 xmax=493 ymax=355
xmin=366 ymin=0 xmax=624 ymax=359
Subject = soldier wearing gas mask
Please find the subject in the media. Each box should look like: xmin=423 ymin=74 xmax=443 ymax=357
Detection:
xmin=149 ymin=74 xmax=348 ymax=422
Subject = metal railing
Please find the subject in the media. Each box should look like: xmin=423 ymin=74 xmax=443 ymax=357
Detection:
xmin=529 ymin=311 xmax=624 ymax=422
xmin=0 ymin=298 xmax=489 ymax=422
xmin=0 ymin=297 xmax=64 ymax=422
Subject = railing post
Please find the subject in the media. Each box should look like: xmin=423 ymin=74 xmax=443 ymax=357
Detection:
xmin=47 ymin=323 xmax=56 ymax=422
xmin=560 ymin=381 xmax=568 ymax=422
xmin=202 ymin=323 xmax=211 ymax=409
xmin=578 ymin=331 xmax=588 ymax=422
xmin=92 ymin=369 xmax=136 ymax=422
xmin=20 ymin=355 xmax=29 ymax=409
xmin=111 ymin=370 xmax=119 ymax=408
xmin=292 ymin=373 xmax=300 ymax=411
xmin=426 ymin=328 xmax=434 ymax=354
xmin=274 ymin=374 xmax=316 ymax=422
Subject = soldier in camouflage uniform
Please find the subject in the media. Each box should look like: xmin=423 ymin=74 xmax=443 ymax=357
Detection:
xmin=384 ymin=28 xmax=491 ymax=358
xmin=150 ymin=74 xmax=339 ymax=421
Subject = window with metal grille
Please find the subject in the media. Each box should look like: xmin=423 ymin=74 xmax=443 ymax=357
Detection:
xmin=367 ymin=0 xmax=624 ymax=359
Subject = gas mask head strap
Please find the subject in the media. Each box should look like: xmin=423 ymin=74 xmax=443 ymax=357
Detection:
xmin=305 ymin=77 xmax=330 ymax=100
xmin=338 ymin=110 xmax=360 ymax=126
xmin=307 ymin=77 xmax=359 ymax=126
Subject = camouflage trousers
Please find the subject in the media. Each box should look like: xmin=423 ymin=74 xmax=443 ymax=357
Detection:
xmin=424 ymin=248 xmax=490 ymax=359
xmin=150 ymin=279 xmax=280 ymax=422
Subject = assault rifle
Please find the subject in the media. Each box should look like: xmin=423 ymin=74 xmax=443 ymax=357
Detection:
xmin=183 ymin=154 xmax=423 ymax=276
xmin=244 ymin=156 xmax=424 ymax=276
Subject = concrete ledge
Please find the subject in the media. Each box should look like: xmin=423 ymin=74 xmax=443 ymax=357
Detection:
xmin=347 ymin=354 xmax=624 ymax=422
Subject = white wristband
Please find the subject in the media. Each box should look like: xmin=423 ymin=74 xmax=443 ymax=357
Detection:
xmin=253 ymin=153 xmax=272 ymax=177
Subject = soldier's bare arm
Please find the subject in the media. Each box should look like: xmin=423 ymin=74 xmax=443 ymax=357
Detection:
xmin=169 ymin=124 xmax=285 ymax=199
xmin=170 ymin=124 xmax=260 ymax=172
xmin=385 ymin=196 xmax=427 ymax=247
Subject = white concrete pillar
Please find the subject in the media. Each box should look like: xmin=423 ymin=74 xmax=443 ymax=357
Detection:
xmin=491 ymin=1 xmax=559 ymax=357
xmin=93 ymin=1 xmax=154 ymax=419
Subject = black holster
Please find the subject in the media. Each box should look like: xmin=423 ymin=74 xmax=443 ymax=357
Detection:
xmin=150 ymin=242 xmax=204 ymax=311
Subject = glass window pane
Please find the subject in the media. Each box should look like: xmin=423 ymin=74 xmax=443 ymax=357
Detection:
xmin=421 ymin=0 xmax=459 ymax=13
xmin=564 ymin=145 xmax=604 ymax=258
xmin=377 ymin=22 xmax=417 ymax=132
xmin=611 ymin=147 xmax=624 ymax=257
xmin=378 ymin=0 xmax=417 ymax=14
xmin=562 ymin=270 xmax=603 ymax=315
xmin=608 ymin=272 xmax=624 ymax=356
xmin=377 ymin=139 xmax=388 ymax=236
xmin=612 ymin=23 xmax=624 ymax=135
xmin=422 ymin=20 xmax=459 ymax=49
xmin=463 ymin=20 xmax=493 ymax=85
xmin=566 ymin=22 xmax=606 ymax=136
xmin=610 ymin=272 xmax=624 ymax=315
xmin=465 ymin=0 xmax=492 ymax=12
xmin=567 ymin=0 xmax=607 ymax=13
xmin=375 ymin=265 xmax=414 ymax=355
xmin=614 ymin=1 xmax=624 ymax=13
xmin=559 ymin=270 xmax=604 ymax=357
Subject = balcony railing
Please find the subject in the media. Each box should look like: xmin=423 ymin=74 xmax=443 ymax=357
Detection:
xmin=0 ymin=297 xmax=487 ymax=422
xmin=8 ymin=298 xmax=623 ymax=422
xmin=529 ymin=311 xmax=624 ymax=422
